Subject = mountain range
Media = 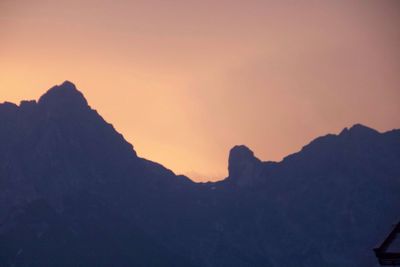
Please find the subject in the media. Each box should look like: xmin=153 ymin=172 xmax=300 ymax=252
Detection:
xmin=0 ymin=81 xmax=399 ymax=266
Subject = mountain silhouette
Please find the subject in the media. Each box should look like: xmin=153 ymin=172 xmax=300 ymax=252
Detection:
xmin=0 ymin=81 xmax=399 ymax=267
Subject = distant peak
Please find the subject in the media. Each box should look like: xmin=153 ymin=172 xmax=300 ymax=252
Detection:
xmin=229 ymin=145 xmax=255 ymax=161
xmin=38 ymin=81 xmax=88 ymax=111
xmin=340 ymin=124 xmax=379 ymax=136
xmin=41 ymin=81 xmax=80 ymax=96
xmin=228 ymin=145 xmax=262 ymax=187
xmin=350 ymin=123 xmax=378 ymax=132
xmin=0 ymin=101 xmax=18 ymax=114
xmin=60 ymin=80 xmax=77 ymax=89
xmin=0 ymin=101 xmax=18 ymax=109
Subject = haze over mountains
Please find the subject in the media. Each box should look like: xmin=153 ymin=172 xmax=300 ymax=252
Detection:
xmin=0 ymin=81 xmax=399 ymax=266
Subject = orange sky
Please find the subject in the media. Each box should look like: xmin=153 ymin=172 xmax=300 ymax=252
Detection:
xmin=1 ymin=0 xmax=399 ymax=181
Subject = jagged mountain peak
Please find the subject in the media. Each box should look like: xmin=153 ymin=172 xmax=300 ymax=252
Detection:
xmin=229 ymin=145 xmax=255 ymax=161
xmin=38 ymin=81 xmax=88 ymax=111
xmin=228 ymin=145 xmax=262 ymax=187
xmin=340 ymin=123 xmax=380 ymax=136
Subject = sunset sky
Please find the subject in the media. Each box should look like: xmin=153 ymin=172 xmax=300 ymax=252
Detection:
xmin=1 ymin=0 xmax=399 ymax=181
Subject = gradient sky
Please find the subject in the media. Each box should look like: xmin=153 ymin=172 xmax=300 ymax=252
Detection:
xmin=1 ymin=0 xmax=399 ymax=181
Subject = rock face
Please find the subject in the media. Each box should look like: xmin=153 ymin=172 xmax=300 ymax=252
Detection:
xmin=228 ymin=145 xmax=262 ymax=187
xmin=0 ymin=82 xmax=399 ymax=267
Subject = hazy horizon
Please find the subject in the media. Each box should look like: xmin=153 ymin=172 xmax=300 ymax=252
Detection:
xmin=1 ymin=0 xmax=399 ymax=181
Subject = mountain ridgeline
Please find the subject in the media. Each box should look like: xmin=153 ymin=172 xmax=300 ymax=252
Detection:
xmin=0 ymin=81 xmax=399 ymax=267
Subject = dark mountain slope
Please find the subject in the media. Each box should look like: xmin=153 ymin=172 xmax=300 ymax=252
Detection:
xmin=0 ymin=81 xmax=399 ymax=267
xmin=216 ymin=125 xmax=400 ymax=266
xmin=0 ymin=81 xmax=195 ymax=266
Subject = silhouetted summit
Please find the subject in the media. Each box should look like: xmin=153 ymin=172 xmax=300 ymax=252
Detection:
xmin=340 ymin=123 xmax=380 ymax=136
xmin=38 ymin=81 xmax=88 ymax=113
xmin=0 ymin=102 xmax=19 ymax=116
xmin=228 ymin=145 xmax=262 ymax=187
xmin=0 ymin=82 xmax=399 ymax=267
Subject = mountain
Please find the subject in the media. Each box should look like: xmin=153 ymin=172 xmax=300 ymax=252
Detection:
xmin=0 ymin=81 xmax=399 ymax=267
